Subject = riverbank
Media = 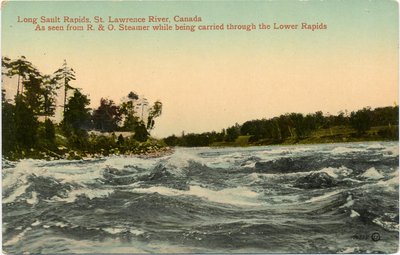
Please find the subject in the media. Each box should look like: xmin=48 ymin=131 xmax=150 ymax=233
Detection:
xmin=3 ymin=138 xmax=172 ymax=161
xmin=4 ymin=125 xmax=397 ymax=161
xmin=210 ymin=125 xmax=398 ymax=147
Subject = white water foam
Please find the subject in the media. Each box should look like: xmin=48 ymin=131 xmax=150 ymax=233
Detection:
xmin=26 ymin=191 xmax=39 ymax=205
xmin=375 ymin=175 xmax=399 ymax=192
xmin=31 ymin=220 xmax=41 ymax=226
xmin=102 ymin=155 xmax=161 ymax=172
xmin=103 ymin=227 xmax=144 ymax=235
xmin=248 ymin=165 xmax=352 ymax=182
xmin=360 ymin=167 xmax=384 ymax=180
xmin=367 ymin=143 xmax=385 ymax=150
xmin=55 ymin=222 xmax=68 ymax=228
xmin=330 ymin=147 xmax=365 ymax=155
xmin=2 ymin=160 xmax=40 ymax=204
xmin=131 ymin=185 xmax=261 ymax=207
xmin=189 ymin=186 xmax=260 ymax=206
xmin=2 ymin=184 xmax=30 ymax=204
xmin=53 ymin=188 xmax=113 ymax=203
xmin=339 ymin=247 xmax=359 ymax=253
xmin=350 ymin=210 xmax=360 ymax=218
xmin=382 ymin=145 xmax=399 ymax=156
xmin=241 ymin=161 xmax=257 ymax=168
xmin=339 ymin=195 xmax=354 ymax=208
xmin=318 ymin=166 xmax=352 ymax=179
xmin=372 ymin=217 xmax=399 ymax=232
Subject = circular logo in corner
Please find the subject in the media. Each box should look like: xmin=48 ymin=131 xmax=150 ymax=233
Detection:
xmin=371 ymin=232 xmax=380 ymax=242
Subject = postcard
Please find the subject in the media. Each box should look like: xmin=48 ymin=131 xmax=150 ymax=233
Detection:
xmin=1 ymin=0 xmax=399 ymax=254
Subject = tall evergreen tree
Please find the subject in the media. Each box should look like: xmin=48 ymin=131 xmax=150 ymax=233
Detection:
xmin=42 ymin=75 xmax=60 ymax=118
xmin=54 ymin=60 xmax=76 ymax=116
xmin=22 ymin=74 xmax=44 ymax=115
xmin=7 ymin=56 xmax=40 ymax=95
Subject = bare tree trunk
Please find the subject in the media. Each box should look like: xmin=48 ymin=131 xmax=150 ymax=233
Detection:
xmin=63 ymin=77 xmax=67 ymax=116
xmin=17 ymin=74 xmax=20 ymax=95
xmin=64 ymin=86 xmax=67 ymax=116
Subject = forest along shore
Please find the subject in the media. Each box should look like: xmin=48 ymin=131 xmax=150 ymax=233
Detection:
xmin=164 ymin=106 xmax=398 ymax=148
xmin=2 ymin=56 xmax=164 ymax=161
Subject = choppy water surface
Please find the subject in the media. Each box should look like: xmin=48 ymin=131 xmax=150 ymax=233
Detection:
xmin=2 ymin=142 xmax=399 ymax=253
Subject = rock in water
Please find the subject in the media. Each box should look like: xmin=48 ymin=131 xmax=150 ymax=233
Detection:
xmin=294 ymin=172 xmax=337 ymax=189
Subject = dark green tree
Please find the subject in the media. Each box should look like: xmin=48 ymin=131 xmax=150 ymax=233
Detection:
xmin=119 ymin=92 xmax=139 ymax=131
xmin=134 ymin=122 xmax=149 ymax=142
xmin=128 ymin=91 xmax=139 ymax=100
xmin=14 ymin=95 xmax=39 ymax=150
xmin=22 ymin=73 xmax=60 ymax=120
xmin=44 ymin=119 xmax=56 ymax=143
xmin=164 ymin=134 xmax=179 ymax=146
xmin=225 ymin=123 xmax=240 ymax=142
xmin=22 ymin=74 xmax=44 ymax=115
xmin=37 ymin=119 xmax=57 ymax=150
xmin=7 ymin=56 xmax=40 ymax=95
xmin=63 ymin=89 xmax=91 ymax=130
xmin=42 ymin=75 xmax=60 ymax=118
xmin=2 ymin=99 xmax=16 ymax=156
xmin=350 ymin=107 xmax=372 ymax=134
xmin=92 ymin=98 xmax=121 ymax=132
xmin=1 ymin=57 xmax=12 ymax=81
xmin=2 ymin=56 xmax=11 ymax=69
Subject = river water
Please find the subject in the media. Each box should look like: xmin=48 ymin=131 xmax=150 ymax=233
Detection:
xmin=2 ymin=142 xmax=399 ymax=253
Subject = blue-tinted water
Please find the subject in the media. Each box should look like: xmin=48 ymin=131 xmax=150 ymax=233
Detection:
xmin=2 ymin=142 xmax=399 ymax=253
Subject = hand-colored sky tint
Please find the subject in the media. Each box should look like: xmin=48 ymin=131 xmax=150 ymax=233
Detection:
xmin=2 ymin=0 xmax=398 ymax=137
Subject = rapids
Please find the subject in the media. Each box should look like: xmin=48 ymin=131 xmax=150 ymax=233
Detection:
xmin=2 ymin=141 xmax=399 ymax=253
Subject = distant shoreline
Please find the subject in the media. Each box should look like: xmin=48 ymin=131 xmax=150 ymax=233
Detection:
xmin=165 ymin=124 xmax=398 ymax=149
xmin=208 ymin=137 xmax=398 ymax=149
xmin=209 ymin=134 xmax=399 ymax=148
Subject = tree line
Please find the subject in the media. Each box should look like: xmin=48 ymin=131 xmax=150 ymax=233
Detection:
xmin=2 ymin=56 xmax=163 ymax=159
xmin=164 ymin=106 xmax=399 ymax=147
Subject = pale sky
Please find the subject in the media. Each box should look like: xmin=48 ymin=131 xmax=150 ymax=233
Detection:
xmin=1 ymin=0 xmax=398 ymax=137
